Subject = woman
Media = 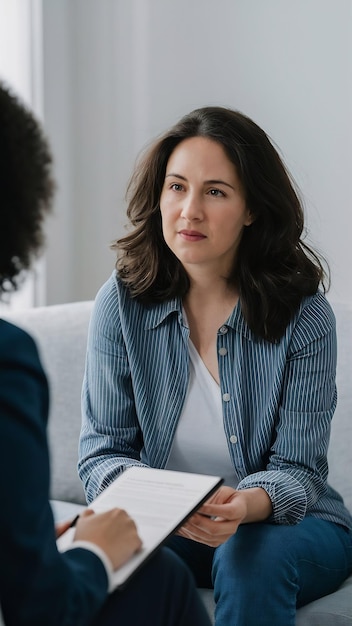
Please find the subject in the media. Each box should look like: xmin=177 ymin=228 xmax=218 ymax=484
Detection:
xmin=79 ymin=106 xmax=352 ymax=626
xmin=0 ymin=82 xmax=211 ymax=626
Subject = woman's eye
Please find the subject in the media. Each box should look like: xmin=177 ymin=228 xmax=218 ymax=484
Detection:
xmin=209 ymin=188 xmax=225 ymax=197
xmin=170 ymin=183 xmax=183 ymax=192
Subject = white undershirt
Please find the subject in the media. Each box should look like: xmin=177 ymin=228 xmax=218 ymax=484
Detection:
xmin=165 ymin=339 xmax=238 ymax=489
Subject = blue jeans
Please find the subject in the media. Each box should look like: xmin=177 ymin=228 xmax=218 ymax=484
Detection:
xmin=167 ymin=517 xmax=352 ymax=626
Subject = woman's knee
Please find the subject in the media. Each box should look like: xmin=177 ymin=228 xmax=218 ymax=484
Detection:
xmin=212 ymin=522 xmax=299 ymax=598
xmin=212 ymin=519 xmax=352 ymax=605
xmin=215 ymin=523 xmax=295 ymax=570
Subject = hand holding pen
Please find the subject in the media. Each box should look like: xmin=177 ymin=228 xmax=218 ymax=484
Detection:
xmin=55 ymin=513 xmax=80 ymax=538
xmin=55 ymin=508 xmax=142 ymax=571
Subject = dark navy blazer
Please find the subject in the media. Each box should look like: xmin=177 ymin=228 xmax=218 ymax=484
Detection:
xmin=0 ymin=319 xmax=107 ymax=626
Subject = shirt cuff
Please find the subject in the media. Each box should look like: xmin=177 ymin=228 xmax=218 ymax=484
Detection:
xmin=65 ymin=540 xmax=115 ymax=593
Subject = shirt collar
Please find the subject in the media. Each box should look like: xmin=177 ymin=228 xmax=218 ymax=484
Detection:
xmin=144 ymin=297 xmax=255 ymax=341
xmin=144 ymin=298 xmax=183 ymax=330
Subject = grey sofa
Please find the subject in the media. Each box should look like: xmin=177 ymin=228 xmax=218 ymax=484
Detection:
xmin=4 ymin=299 xmax=352 ymax=625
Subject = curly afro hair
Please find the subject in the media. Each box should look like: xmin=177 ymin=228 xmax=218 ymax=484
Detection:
xmin=0 ymin=81 xmax=55 ymax=294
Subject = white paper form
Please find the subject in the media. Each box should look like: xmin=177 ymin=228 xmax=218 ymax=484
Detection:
xmin=57 ymin=466 xmax=222 ymax=589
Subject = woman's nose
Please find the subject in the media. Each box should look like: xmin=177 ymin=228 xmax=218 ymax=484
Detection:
xmin=180 ymin=193 xmax=203 ymax=221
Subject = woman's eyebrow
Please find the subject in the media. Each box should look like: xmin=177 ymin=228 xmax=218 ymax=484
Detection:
xmin=165 ymin=173 xmax=187 ymax=180
xmin=205 ymin=179 xmax=235 ymax=190
xmin=165 ymin=173 xmax=235 ymax=190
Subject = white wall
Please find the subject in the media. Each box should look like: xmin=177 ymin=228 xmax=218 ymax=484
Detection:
xmin=41 ymin=0 xmax=352 ymax=305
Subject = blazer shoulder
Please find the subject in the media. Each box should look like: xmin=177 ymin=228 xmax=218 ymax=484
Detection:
xmin=0 ymin=318 xmax=38 ymax=355
xmin=0 ymin=319 xmax=44 ymax=381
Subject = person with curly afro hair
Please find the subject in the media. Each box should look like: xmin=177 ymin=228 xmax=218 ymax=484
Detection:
xmin=0 ymin=83 xmax=54 ymax=293
xmin=0 ymin=81 xmax=212 ymax=626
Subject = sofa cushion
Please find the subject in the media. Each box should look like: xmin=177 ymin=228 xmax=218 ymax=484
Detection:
xmin=295 ymin=576 xmax=352 ymax=626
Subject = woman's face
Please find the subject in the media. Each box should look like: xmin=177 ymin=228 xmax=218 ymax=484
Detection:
xmin=159 ymin=136 xmax=252 ymax=278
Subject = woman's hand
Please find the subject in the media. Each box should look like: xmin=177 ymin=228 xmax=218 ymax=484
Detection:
xmin=177 ymin=486 xmax=272 ymax=547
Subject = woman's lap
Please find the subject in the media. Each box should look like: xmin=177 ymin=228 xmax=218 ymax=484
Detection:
xmin=167 ymin=518 xmax=352 ymax=626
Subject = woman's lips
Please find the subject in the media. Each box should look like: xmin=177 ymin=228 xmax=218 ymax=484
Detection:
xmin=179 ymin=229 xmax=206 ymax=242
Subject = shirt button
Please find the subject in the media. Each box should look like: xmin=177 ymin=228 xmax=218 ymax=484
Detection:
xmin=219 ymin=325 xmax=228 ymax=334
xmin=222 ymin=392 xmax=231 ymax=402
xmin=219 ymin=347 xmax=227 ymax=356
xmin=229 ymin=434 xmax=238 ymax=444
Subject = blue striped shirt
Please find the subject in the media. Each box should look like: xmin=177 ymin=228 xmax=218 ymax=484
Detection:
xmin=79 ymin=270 xmax=352 ymax=529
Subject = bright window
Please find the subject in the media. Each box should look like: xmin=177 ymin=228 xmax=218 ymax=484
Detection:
xmin=0 ymin=0 xmax=45 ymax=312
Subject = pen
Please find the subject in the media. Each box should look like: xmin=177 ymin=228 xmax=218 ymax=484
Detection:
xmin=69 ymin=514 xmax=80 ymax=528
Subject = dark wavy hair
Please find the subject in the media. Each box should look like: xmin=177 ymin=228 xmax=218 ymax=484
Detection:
xmin=113 ymin=106 xmax=328 ymax=342
xmin=0 ymin=82 xmax=54 ymax=295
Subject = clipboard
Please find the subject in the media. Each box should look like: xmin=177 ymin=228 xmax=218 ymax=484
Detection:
xmin=57 ymin=466 xmax=223 ymax=589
